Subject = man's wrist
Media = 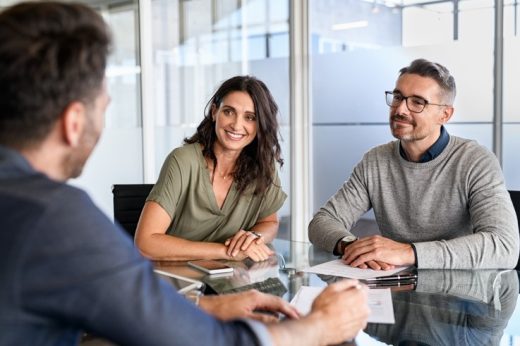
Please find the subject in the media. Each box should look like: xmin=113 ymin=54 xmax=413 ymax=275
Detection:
xmin=333 ymin=238 xmax=344 ymax=256
xmin=335 ymin=235 xmax=358 ymax=255
xmin=300 ymin=312 xmax=328 ymax=345
xmin=197 ymin=295 xmax=215 ymax=314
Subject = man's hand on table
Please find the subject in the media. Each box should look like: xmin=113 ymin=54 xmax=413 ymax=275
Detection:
xmin=342 ymin=235 xmax=415 ymax=270
xmin=198 ymin=289 xmax=300 ymax=323
xmin=267 ymin=279 xmax=370 ymax=345
xmin=309 ymin=279 xmax=370 ymax=343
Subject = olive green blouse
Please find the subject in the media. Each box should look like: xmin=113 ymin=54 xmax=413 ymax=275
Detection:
xmin=147 ymin=143 xmax=287 ymax=243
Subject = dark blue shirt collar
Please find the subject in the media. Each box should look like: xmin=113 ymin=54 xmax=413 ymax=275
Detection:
xmin=399 ymin=126 xmax=450 ymax=163
xmin=0 ymin=145 xmax=36 ymax=178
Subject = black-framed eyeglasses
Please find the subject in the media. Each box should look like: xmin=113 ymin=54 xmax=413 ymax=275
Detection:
xmin=385 ymin=91 xmax=450 ymax=113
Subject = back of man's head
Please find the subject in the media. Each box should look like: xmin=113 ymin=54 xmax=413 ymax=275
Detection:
xmin=0 ymin=1 xmax=111 ymax=150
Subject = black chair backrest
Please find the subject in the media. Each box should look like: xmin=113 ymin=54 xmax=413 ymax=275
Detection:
xmin=508 ymin=191 xmax=520 ymax=270
xmin=112 ymin=184 xmax=154 ymax=238
xmin=510 ymin=191 xmax=520 ymax=223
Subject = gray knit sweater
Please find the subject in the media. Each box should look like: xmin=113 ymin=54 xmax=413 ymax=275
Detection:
xmin=308 ymin=136 xmax=519 ymax=269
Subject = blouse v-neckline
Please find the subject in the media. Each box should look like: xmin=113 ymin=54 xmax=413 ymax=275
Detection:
xmin=196 ymin=146 xmax=237 ymax=213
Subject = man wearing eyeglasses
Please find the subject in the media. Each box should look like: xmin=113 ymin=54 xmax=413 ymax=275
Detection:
xmin=309 ymin=59 xmax=519 ymax=270
xmin=0 ymin=2 xmax=372 ymax=345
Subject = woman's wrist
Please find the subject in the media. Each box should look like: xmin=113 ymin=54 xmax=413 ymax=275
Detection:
xmin=218 ymin=243 xmax=234 ymax=260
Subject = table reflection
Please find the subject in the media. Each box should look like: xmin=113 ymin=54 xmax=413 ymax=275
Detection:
xmin=274 ymin=240 xmax=519 ymax=345
xmin=367 ymin=270 xmax=518 ymax=346
xmin=201 ymin=256 xmax=283 ymax=294
xmin=154 ymin=240 xmax=519 ymax=346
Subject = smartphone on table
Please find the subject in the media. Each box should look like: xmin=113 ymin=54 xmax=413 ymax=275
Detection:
xmin=188 ymin=260 xmax=234 ymax=275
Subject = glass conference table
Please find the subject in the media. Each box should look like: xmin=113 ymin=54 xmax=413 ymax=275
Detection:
xmin=154 ymin=239 xmax=520 ymax=346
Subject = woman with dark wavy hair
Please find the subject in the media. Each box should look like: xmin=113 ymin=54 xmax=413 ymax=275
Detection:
xmin=135 ymin=76 xmax=286 ymax=262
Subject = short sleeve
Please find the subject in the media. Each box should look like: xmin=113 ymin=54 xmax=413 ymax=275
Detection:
xmin=257 ymin=170 xmax=287 ymax=220
xmin=147 ymin=151 xmax=184 ymax=219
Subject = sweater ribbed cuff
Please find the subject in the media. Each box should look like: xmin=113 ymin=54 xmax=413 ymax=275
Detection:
xmin=410 ymin=243 xmax=418 ymax=267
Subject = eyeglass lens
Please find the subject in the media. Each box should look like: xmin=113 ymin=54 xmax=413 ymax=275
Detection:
xmin=386 ymin=92 xmax=426 ymax=113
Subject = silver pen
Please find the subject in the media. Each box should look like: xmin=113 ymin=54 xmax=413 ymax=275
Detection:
xmin=364 ymin=273 xmax=418 ymax=282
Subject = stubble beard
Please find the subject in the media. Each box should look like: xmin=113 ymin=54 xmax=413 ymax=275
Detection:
xmin=390 ymin=113 xmax=420 ymax=142
xmin=63 ymin=117 xmax=100 ymax=179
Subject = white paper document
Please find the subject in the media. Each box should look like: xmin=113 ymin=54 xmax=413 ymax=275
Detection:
xmin=303 ymin=259 xmax=409 ymax=279
xmin=290 ymin=286 xmax=395 ymax=324
xmin=355 ymin=331 xmax=391 ymax=345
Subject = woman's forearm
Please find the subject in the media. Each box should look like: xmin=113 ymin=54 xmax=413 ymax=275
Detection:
xmin=248 ymin=220 xmax=279 ymax=243
xmin=136 ymin=234 xmax=232 ymax=261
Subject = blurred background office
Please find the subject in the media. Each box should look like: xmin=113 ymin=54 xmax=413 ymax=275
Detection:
xmin=1 ymin=0 xmax=518 ymax=242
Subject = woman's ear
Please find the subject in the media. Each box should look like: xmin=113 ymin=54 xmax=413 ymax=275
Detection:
xmin=211 ymin=104 xmax=217 ymax=122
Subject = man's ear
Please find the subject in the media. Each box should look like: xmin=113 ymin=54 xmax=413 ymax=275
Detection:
xmin=61 ymin=102 xmax=86 ymax=147
xmin=440 ymin=106 xmax=454 ymax=124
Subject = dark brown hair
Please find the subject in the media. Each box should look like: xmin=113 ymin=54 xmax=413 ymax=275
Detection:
xmin=0 ymin=1 xmax=111 ymax=149
xmin=185 ymin=76 xmax=283 ymax=195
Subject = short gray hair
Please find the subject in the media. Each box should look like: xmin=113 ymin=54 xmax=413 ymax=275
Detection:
xmin=399 ymin=59 xmax=456 ymax=104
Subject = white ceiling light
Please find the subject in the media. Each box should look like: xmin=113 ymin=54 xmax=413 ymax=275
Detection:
xmin=331 ymin=20 xmax=369 ymax=31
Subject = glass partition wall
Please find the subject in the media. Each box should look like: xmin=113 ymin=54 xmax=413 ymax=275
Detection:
xmin=504 ymin=0 xmax=520 ymax=190
xmin=73 ymin=0 xmax=144 ymax=217
xmin=149 ymin=0 xmax=292 ymax=239
xmin=308 ymin=0 xmax=520 ymax=218
xmin=1 ymin=0 xmax=516 ymax=240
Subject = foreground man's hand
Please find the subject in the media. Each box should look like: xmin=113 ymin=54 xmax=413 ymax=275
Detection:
xmin=309 ymin=280 xmax=370 ymax=343
xmin=199 ymin=289 xmax=300 ymax=323
xmin=267 ymin=279 xmax=370 ymax=345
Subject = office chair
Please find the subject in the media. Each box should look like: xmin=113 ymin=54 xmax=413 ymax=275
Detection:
xmin=508 ymin=190 xmax=520 ymax=270
xmin=112 ymin=184 xmax=154 ymax=238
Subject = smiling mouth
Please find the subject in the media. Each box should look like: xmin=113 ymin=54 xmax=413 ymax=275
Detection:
xmin=225 ymin=130 xmax=246 ymax=140
xmin=393 ymin=120 xmax=412 ymax=125
xmin=391 ymin=116 xmax=414 ymax=126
